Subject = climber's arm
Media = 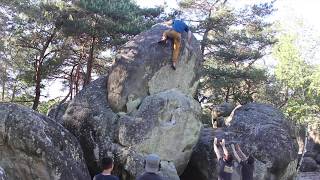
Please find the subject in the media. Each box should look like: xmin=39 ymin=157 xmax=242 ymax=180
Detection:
xmin=187 ymin=30 xmax=192 ymax=44
xmin=220 ymin=139 xmax=229 ymax=157
xmin=231 ymin=144 xmax=242 ymax=163
xmin=236 ymin=144 xmax=248 ymax=160
xmin=213 ymin=137 xmax=222 ymax=160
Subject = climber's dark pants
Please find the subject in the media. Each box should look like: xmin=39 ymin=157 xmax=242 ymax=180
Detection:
xmin=161 ymin=29 xmax=181 ymax=64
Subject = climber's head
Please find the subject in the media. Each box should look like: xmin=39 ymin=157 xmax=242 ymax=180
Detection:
xmin=247 ymin=155 xmax=254 ymax=165
xmin=224 ymin=154 xmax=233 ymax=165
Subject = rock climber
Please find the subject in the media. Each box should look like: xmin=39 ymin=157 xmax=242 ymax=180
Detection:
xmin=158 ymin=19 xmax=193 ymax=70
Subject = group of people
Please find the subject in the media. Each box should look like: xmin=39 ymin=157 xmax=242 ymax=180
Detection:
xmin=93 ymin=154 xmax=164 ymax=180
xmin=93 ymin=138 xmax=254 ymax=180
xmin=213 ymin=137 xmax=254 ymax=180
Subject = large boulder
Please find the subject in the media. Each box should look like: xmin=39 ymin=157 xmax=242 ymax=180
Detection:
xmin=182 ymin=103 xmax=299 ymax=180
xmin=0 ymin=103 xmax=90 ymax=180
xmin=107 ymin=23 xmax=202 ymax=112
xmin=224 ymin=103 xmax=298 ymax=179
xmin=117 ymin=89 xmax=202 ymax=175
xmin=63 ymin=77 xmax=200 ymax=179
xmin=63 ymin=76 xmax=119 ymax=176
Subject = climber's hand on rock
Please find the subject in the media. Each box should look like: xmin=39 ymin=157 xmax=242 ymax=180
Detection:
xmin=214 ymin=137 xmax=218 ymax=145
xmin=220 ymin=139 xmax=226 ymax=146
xmin=236 ymin=144 xmax=240 ymax=150
xmin=231 ymin=144 xmax=235 ymax=150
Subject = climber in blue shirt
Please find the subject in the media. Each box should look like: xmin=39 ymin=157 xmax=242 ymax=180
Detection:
xmin=158 ymin=19 xmax=193 ymax=70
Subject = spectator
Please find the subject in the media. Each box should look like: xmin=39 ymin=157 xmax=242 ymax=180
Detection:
xmin=136 ymin=154 xmax=164 ymax=180
xmin=213 ymin=138 xmax=234 ymax=180
xmin=93 ymin=157 xmax=119 ymax=180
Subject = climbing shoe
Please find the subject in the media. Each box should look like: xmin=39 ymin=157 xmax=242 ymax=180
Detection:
xmin=171 ymin=64 xmax=176 ymax=70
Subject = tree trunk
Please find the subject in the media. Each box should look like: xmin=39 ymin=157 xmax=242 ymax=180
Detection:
xmin=1 ymin=63 xmax=6 ymax=101
xmin=75 ymin=64 xmax=81 ymax=97
xmin=32 ymin=59 xmax=42 ymax=110
xmin=11 ymin=85 xmax=16 ymax=102
xmin=225 ymin=87 xmax=230 ymax=102
xmin=32 ymin=26 xmax=60 ymax=110
xmin=201 ymin=29 xmax=209 ymax=56
xmin=84 ymin=36 xmax=96 ymax=86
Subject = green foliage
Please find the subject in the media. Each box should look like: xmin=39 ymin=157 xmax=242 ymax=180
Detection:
xmin=272 ymin=33 xmax=320 ymax=124
xmin=38 ymin=98 xmax=59 ymax=115
xmin=179 ymin=1 xmax=276 ymax=104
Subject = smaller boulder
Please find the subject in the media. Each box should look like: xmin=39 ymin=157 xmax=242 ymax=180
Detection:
xmin=47 ymin=101 xmax=69 ymax=124
xmin=300 ymin=157 xmax=318 ymax=172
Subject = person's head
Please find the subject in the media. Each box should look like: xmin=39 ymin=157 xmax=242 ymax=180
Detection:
xmin=223 ymin=154 xmax=233 ymax=166
xmin=101 ymin=157 xmax=114 ymax=171
xmin=246 ymin=155 xmax=255 ymax=165
xmin=144 ymin=154 xmax=161 ymax=173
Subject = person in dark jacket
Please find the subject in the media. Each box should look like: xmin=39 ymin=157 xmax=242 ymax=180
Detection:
xmin=136 ymin=154 xmax=164 ymax=180
xmin=214 ymin=137 xmax=234 ymax=180
xmin=93 ymin=157 xmax=119 ymax=180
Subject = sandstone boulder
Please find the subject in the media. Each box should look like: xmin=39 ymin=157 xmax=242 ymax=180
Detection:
xmin=63 ymin=77 xmax=200 ymax=179
xmin=182 ymin=103 xmax=299 ymax=180
xmin=0 ymin=103 xmax=90 ymax=180
xmin=224 ymin=103 xmax=298 ymax=179
xmin=117 ymin=89 xmax=202 ymax=174
xmin=63 ymin=76 xmax=119 ymax=176
xmin=107 ymin=23 xmax=202 ymax=112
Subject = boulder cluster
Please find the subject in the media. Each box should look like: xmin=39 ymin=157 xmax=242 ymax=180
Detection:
xmin=0 ymin=24 xmax=301 ymax=180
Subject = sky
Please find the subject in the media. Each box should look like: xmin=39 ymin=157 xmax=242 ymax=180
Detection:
xmin=43 ymin=0 xmax=320 ymax=101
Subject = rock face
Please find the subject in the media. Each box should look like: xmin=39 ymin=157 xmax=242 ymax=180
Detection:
xmin=47 ymin=101 xmax=69 ymax=124
xmin=62 ymin=23 xmax=203 ymax=180
xmin=182 ymin=103 xmax=299 ymax=180
xmin=117 ymin=89 xmax=202 ymax=174
xmin=107 ymin=23 xmax=202 ymax=112
xmin=0 ymin=103 xmax=90 ymax=180
xmin=300 ymin=157 xmax=318 ymax=172
xmin=63 ymin=77 xmax=202 ymax=179
xmin=63 ymin=76 xmax=119 ymax=176
xmin=180 ymin=127 xmax=218 ymax=180
xmin=224 ymin=103 xmax=298 ymax=179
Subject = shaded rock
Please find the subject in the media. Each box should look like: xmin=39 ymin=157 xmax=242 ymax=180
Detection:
xmin=316 ymin=154 xmax=320 ymax=164
xmin=63 ymin=76 xmax=119 ymax=176
xmin=0 ymin=103 xmax=90 ymax=180
xmin=182 ymin=103 xmax=298 ymax=180
xmin=117 ymin=89 xmax=202 ymax=175
xmin=224 ymin=103 xmax=298 ymax=179
xmin=180 ymin=127 xmax=217 ymax=180
xmin=107 ymin=23 xmax=202 ymax=112
xmin=300 ymin=157 xmax=318 ymax=172
xmin=47 ymin=101 xmax=69 ymax=124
